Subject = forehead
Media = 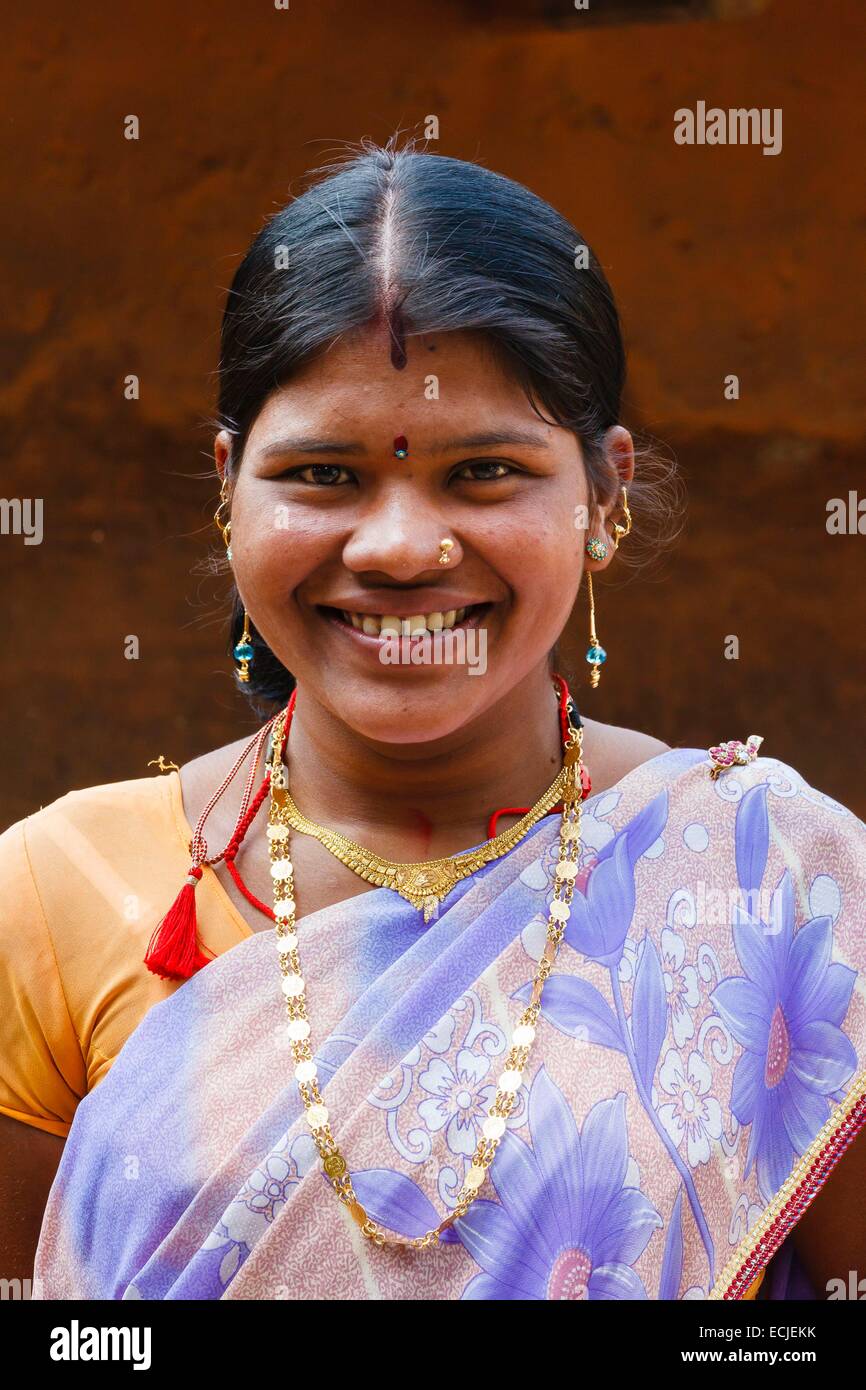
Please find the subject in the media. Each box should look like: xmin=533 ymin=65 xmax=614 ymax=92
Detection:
xmin=248 ymin=328 xmax=537 ymax=442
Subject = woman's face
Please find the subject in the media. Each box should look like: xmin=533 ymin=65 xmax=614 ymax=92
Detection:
xmin=218 ymin=326 xmax=628 ymax=745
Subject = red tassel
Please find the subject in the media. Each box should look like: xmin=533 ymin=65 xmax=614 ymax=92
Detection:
xmin=144 ymin=865 xmax=212 ymax=980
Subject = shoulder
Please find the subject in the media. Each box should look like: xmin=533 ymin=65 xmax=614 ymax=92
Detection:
xmin=656 ymin=745 xmax=866 ymax=868
xmin=0 ymin=773 xmax=193 ymax=936
xmin=579 ymin=716 xmax=672 ymax=793
xmin=0 ymin=773 xmax=182 ymax=861
xmin=730 ymin=751 xmax=866 ymax=845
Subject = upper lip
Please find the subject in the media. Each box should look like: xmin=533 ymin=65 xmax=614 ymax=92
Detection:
xmin=316 ymin=596 xmax=493 ymax=617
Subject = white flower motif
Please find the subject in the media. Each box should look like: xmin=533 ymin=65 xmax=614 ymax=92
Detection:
xmin=199 ymin=1132 xmax=319 ymax=1289
xmin=227 ymin=1134 xmax=316 ymax=1237
xmin=417 ymin=1048 xmax=498 ymax=1157
xmin=657 ymin=1048 xmax=722 ymax=1167
xmin=660 ymin=928 xmax=700 ymax=1047
xmin=246 ymin=1153 xmax=295 ymax=1221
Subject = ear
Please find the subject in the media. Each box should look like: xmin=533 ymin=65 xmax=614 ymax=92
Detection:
xmin=214 ymin=429 xmax=233 ymax=485
xmin=585 ymin=427 xmax=635 ymax=572
xmin=602 ymin=426 xmax=635 ymax=493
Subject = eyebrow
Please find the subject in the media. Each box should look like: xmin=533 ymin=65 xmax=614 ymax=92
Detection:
xmin=257 ymin=428 xmax=552 ymax=459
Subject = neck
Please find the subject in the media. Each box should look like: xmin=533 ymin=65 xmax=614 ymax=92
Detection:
xmin=281 ymin=665 xmax=566 ymax=858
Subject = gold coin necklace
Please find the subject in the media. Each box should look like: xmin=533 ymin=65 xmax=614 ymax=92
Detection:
xmin=265 ymin=695 xmax=585 ymax=1250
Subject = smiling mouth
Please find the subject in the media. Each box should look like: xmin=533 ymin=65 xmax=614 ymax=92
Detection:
xmin=317 ymin=602 xmax=492 ymax=638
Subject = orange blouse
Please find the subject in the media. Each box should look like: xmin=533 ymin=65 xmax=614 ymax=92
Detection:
xmin=0 ymin=770 xmax=254 ymax=1139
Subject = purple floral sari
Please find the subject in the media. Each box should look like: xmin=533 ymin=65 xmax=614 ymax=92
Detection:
xmin=34 ymin=746 xmax=866 ymax=1300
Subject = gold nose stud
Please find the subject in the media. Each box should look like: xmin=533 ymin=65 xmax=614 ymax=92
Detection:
xmin=438 ymin=538 xmax=454 ymax=566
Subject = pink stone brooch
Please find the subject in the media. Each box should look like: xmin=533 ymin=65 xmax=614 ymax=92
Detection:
xmin=707 ymin=734 xmax=764 ymax=780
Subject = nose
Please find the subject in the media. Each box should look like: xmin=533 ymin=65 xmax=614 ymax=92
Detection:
xmin=341 ymin=492 xmax=462 ymax=579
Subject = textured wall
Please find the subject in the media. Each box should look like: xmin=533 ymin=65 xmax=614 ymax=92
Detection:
xmin=1 ymin=0 xmax=863 ymax=825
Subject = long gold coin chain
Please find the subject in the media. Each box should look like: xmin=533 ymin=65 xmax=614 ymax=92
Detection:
xmin=265 ymin=706 xmax=585 ymax=1250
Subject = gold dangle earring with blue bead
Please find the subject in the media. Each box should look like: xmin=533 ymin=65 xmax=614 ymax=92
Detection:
xmin=215 ymin=476 xmax=255 ymax=684
xmin=233 ymin=611 xmax=254 ymax=683
xmin=583 ymin=541 xmax=607 ymax=688
xmin=583 ymin=486 xmax=631 ymax=689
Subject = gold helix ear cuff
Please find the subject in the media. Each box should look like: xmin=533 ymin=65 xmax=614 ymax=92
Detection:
xmin=215 ymin=476 xmax=232 ymax=560
xmin=610 ymin=486 xmax=632 ymax=550
xmin=438 ymin=538 xmax=454 ymax=566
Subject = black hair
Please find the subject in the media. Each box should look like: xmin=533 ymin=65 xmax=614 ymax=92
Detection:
xmin=211 ymin=133 xmax=680 ymax=709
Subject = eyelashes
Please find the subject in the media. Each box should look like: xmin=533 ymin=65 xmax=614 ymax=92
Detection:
xmin=274 ymin=459 xmax=521 ymax=487
xmin=459 ymin=459 xmax=514 ymax=481
xmin=280 ymin=464 xmax=350 ymax=486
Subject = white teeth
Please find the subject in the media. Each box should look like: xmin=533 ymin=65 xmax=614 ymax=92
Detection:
xmin=337 ymin=605 xmax=479 ymax=635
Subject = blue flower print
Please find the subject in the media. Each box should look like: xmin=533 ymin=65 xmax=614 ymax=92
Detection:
xmin=564 ymin=790 xmax=669 ymax=968
xmin=450 ymin=1067 xmax=662 ymax=1299
xmin=711 ymin=867 xmax=856 ymax=1202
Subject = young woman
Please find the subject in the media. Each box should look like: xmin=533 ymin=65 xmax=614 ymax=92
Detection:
xmin=2 ymin=138 xmax=865 ymax=1301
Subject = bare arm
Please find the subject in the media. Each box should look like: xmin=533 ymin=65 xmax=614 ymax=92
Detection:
xmin=0 ymin=1112 xmax=66 ymax=1286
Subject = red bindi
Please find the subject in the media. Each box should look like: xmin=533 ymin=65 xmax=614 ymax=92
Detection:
xmin=393 ymin=435 xmax=408 ymax=458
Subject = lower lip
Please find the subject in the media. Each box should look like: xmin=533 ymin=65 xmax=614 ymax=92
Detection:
xmin=318 ymin=604 xmax=492 ymax=651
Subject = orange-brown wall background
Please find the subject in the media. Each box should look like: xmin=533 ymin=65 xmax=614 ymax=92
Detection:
xmin=1 ymin=0 xmax=864 ymax=827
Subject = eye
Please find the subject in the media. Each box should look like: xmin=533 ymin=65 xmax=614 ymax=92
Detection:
xmin=273 ymin=458 xmax=522 ymax=487
xmin=278 ymin=464 xmax=355 ymax=486
xmin=454 ymin=458 xmax=519 ymax=482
